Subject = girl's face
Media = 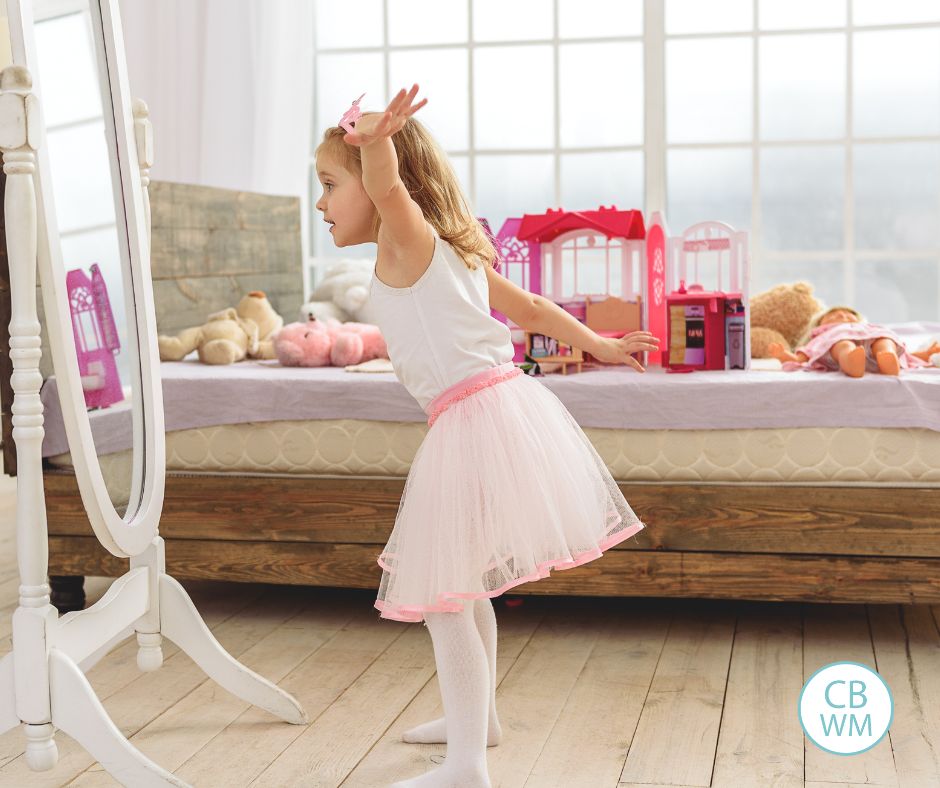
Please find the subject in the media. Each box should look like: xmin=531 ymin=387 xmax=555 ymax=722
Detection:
xmin=820 ymin=308 xmax=858 ymax=325
xmin=315 ymin=154 xmax=378 ymax=247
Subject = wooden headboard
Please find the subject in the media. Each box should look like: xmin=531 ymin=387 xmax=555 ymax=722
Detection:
xmin=0 ymin=178 xmax=306 ymax=476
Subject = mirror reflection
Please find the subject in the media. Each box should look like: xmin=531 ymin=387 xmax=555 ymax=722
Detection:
xmin=34 ymin=1 xmax=140 ymax=517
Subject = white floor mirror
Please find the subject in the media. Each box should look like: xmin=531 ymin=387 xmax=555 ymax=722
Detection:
xmin=0 ymin=1 xmax=306 ymax=784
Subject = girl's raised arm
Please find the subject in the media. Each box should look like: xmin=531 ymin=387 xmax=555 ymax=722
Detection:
xmin=344 ymin=85 xmax=428 ymax=251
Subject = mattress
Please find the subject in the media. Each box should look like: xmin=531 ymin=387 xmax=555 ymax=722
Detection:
xmin=47 ymin=419 xmax=940 ymax=510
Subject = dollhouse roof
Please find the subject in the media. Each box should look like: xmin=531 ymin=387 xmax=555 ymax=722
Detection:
xmin=515 ymin=206 xmax=645 ymax=243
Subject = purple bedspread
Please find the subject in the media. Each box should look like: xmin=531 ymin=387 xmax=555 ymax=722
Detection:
xmin=38 ymin=322 xmax=940 ymax=457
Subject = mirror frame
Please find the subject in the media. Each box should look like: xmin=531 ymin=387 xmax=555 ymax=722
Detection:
xmin=6 ymin=0 xmax=164 ymax=556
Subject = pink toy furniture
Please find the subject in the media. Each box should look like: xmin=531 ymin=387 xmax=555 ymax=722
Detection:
xmin=661 ymin=221 xmax=751 ymax=372
xmin=66 ymin=264 xmax=124 ymax=409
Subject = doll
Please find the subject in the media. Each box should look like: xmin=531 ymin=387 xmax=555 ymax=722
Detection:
xmin=768 ymin=305 xmax=937 ymax=378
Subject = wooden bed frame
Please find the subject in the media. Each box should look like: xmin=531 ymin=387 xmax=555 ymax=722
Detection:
xmin=3 ymin=174 xmax=939 ymax=612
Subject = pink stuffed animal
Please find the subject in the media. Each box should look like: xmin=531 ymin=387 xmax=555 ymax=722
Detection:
xmin=274 ymin=316 xmax=388 ymax=367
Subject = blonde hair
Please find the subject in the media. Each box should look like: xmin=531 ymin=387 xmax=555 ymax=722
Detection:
xmin=796 ymin=305 xmax=864 ymax=348
xmin=315 ymin=113 xmax=496 ymax=271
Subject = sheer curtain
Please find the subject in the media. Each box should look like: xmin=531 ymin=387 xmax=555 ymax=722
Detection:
xmin=119 ymin=0 xmax=314 ymax=259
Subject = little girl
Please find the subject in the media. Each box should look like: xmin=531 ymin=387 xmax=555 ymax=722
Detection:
xmin=315 ymin=84 xmax=657 ymax=788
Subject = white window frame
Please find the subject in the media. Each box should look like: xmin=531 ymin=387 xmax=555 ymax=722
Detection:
xmin=308 ymin=0 xmax=940 ymax=319
xmin=661 ymin=0 xmax=940 ymax=319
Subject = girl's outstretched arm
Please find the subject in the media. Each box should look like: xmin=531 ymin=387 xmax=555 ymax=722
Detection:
xmin=485 ymin=267 xmax=659 ymax=372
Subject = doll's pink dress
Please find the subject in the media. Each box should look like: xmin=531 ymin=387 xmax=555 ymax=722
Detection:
xmin=781 ymin=322 xmax=929 ymax=373
xmin=366 ymin=223 xmax=646 ymax=622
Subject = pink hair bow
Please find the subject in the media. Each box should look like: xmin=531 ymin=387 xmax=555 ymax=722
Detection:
xmin=339 ymin=92 xmax=366 ymax=133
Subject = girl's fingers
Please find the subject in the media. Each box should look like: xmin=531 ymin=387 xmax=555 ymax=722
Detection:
xmin=406 ymin=98 xmax=428 ymax=116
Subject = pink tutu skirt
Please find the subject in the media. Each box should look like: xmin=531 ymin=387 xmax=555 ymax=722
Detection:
xmin=375 ymin=362 xmax=647 ymax=622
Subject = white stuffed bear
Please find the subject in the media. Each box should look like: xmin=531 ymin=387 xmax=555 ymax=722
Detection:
xmin=300 ymin=258 xmax=375 ymax=324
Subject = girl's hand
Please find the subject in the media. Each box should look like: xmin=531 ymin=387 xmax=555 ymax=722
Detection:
xmin=591 ymin=331 xmax=660 ymax=372
xmin=343 ymin=84 xmax=428 ymax=147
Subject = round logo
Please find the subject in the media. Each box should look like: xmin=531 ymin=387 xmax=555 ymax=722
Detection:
xmin=798 ymin=661 xmax=893 ymax=755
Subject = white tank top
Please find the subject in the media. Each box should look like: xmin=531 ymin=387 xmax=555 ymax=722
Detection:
xmin=367 ymin=223 xmax=515 ymax=411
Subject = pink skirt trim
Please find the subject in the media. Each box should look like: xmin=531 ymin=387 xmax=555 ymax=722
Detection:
xmin=373 ymin=516 xmax=646 ymax=623
xmin=426 ymin=361 xmax=522 ymax=427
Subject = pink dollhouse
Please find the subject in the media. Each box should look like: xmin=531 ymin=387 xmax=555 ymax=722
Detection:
xmin=483 ymin=207 xmax=750 ymax=372
xmin=67 ymin=263 xmax=124 ymax=409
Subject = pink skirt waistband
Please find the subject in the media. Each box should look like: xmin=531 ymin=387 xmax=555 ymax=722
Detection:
xmin=426 ymin=361 xmax=522 ymax=427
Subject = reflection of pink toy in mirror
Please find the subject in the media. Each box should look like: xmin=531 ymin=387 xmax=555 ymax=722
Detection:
xmin=67 ymin=264 xmax=124 ymax=409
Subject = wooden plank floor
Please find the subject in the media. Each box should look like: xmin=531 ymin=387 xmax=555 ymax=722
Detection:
xmin=2 ymin=472 xmax=940 ymax=787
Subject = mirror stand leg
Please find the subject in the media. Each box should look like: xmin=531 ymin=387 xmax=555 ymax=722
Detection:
xmin=158 ymin=573 xmax=308 ymax=725
xmin=48 ymin=649 xmax=190 ymax=787
xmin=22 ymin=722 xmax=57 ymax=771
xmin=49 ymin=575 xmax=85 ymax=614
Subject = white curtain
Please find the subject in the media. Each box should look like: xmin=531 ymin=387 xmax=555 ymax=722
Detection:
xmin=118 ymin=0 xmax=314 ymax=260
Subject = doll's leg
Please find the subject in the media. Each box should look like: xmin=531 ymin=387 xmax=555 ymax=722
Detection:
xmin=392 ymin=605 xmax=491 ymax=788
xmin=402 ymin=598 xmax=502 ymax=746
xmin=871 ymin=337 xmax=900 ymax=375
xmin=829 ymin=339 xmax=865 ymax=378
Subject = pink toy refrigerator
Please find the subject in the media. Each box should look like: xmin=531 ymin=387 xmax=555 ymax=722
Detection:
xmin=665 ymin=281 xmax=738 ymax=371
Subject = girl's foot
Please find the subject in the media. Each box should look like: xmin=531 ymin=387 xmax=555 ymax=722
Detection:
xmin=402 ymin=715 xmax=503 ymax=746
xmin=876 ymin=350 xmax=900 ymax=375
xmin=391 ymin=763 xmax=491 ymax=788
xmin=839 ymin=345 xmax=866 ymax=378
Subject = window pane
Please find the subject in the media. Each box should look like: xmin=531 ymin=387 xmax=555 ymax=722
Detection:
xmin=560 ymin=43 xmax=642 ymax=147
xmin=666 ymin=0 xmax=752 ymax=34
xmin=47 ymin=122 xmax=117 ymax=233
xmin=474 ymin=0 xmax=552 ymax=41
xmin=559 ymin=0 xmax=642 ymax=38
xmin=388 ymin=0 xmax=468 ymax=45
xmin=854 ymin=29 xmax=940 ymax=138
xmin=474 ymin=154 xmax=554 ymax=239
xmin=760 ymin=34 xmax=845 ymax=140
xmin=759 ymin=0 xmax=846 ymax=30
xmin=315 ymin=0 xmax=383 ymax=48
xmin=315 ymin=52 xmax=384 ymax=142
xmin=450 ymin=154 xmax=471 ymax=198
xmin=667 ymin=148 xmax=751 ymax=234
xmin=35 ymin=12 xmax=101 ymax=126
xmin=753 ymin=259 xmax=844 ymax=312
xmin=474 ymin=46 xmax=554 ymax=149
xmin=854 ymin=143 xmax=940 ymax=250
xmin=856 ymin=260 xmax=939 ymax=323
xmin=761 ymin=147 xmax=843 ymax=250
xmin=667 ymin=38 xmax=752 ymax=143
xmin=854 ymin=0 xmax=940 ymax=25
xmin=560 ymin=151 xmax=643 ymax=213
xmin=390 ymin=49 xmax=469 ymax=150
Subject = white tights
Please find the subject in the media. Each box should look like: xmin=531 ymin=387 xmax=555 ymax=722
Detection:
xmin=392 ymin=599 xmax=497 ymax=787
xmin=402 ymin=597 xmax=502 ymax=747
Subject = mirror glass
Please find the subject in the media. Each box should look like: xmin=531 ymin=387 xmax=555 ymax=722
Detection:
xmin=33 ymin=0 xmax=143 ymax=518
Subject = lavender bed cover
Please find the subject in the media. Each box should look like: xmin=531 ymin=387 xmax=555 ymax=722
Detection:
xmin=38 ymin=322 xmax=940 ymax=458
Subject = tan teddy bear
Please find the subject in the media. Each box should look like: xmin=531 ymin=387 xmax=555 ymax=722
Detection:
xmin=748 ymin=281 xmax=822 ymax=358
xmin=158 ymin=291 xmax=284 ymax=365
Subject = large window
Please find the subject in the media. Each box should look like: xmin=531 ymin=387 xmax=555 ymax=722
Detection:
xmin=311 ymin=0 xmax=940 ymax=323
xmin=310 ymin=0 xmax=645 ymax=270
